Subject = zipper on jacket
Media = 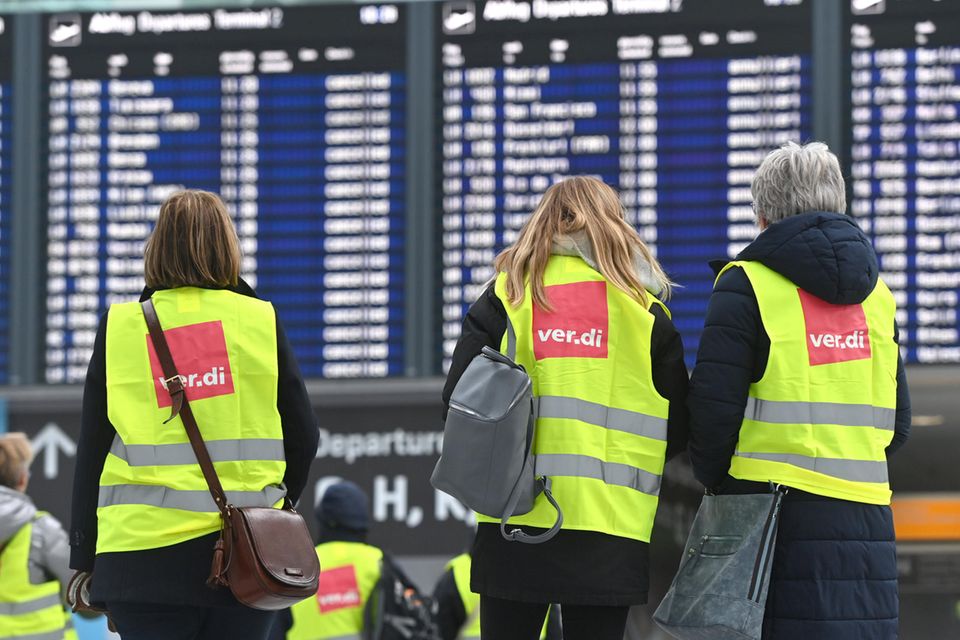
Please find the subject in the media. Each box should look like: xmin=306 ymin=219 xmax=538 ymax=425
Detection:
xmin=748 ymin=493 xmax=782 ymax=603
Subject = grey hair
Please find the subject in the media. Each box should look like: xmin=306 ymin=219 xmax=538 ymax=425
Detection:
xmin=751 ymin=141 xmax=846 ymax=224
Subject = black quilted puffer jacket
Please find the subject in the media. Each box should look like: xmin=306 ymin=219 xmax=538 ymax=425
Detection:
xmin=688 ymin=211 xmax=910 ymax=640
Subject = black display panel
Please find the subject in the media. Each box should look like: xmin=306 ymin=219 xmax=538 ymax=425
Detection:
xmin=0 ymin=15 xmax=11 ymax=384
xmin=848 ymin=0 xmax=960 ymax=364
xmin=437 ymin=0 xmax=812 ymax=369
xmin=42 ymin=5 xmax=406 ymax=383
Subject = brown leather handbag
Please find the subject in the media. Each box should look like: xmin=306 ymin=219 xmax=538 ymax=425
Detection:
xmin=142 ymin=298 xmax=320 ymax=610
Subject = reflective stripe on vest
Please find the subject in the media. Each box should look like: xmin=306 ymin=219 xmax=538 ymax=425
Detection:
xmin=98 ymin=484 xmax=286 ymax=512
xmin=481 ymin=256 xmax=671 ymax=543
xmin=109 ymin=436 xmax=285 ymax=466
xmin=0 ymin=517 xmax=67 ymax=640
xmin=719 ymin=261 xmax=898 ymax=505
xmin=744 ymin=398 xmax=895 ymax=431
xmin=3 ymin=631 xmax=68 ymax=640
xmin=535 ymin=453 xmax=661 ymax=496
xmin=288 ymin=542 xmax=383 ymax=640
xmin=537 ymin=396 xmax=668 ymax=441
xmin=100 ymin=287 xmax=284 ymax=553
xmin=0 ymin=595 xmax=61 ymax=616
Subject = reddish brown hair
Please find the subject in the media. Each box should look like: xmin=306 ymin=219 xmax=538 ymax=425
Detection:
xmin=144 ymin=190 xmax=240 ymax=289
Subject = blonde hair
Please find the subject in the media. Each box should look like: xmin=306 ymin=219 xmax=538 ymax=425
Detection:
xmin=494 ymin=176 xmax=671 ymax=310
xmin=144 ymin=190 xmax=241 ymax=289
xmin=0 ymin=433 xmax=33 ymax=489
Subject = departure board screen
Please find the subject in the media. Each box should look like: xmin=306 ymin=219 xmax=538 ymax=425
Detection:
xmin=849 ymin=0 xmax=960 ymax=364
xmin=43 ymin=5 xmax=407 ymax=383
xmin=0 ymin=16 xmax=11 ymax=383
xmin=438 ymin=0 xmax=812 ymax=368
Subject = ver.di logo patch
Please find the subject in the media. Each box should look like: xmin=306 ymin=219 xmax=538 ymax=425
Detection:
xmin=797 ymin=288 xmax=871 ymax=366
xmin=146 ymin=320 xmax=235 ymax=408
xmin=533 ymin=280 xmax=609 ymax=360
xmin=316 ymin=565 xmax=362 ymax=613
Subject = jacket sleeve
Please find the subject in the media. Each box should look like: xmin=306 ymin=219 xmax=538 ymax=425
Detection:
xmin=431 ymin=567 xmax=467 ymax=640
xmin=33 ymin=514 xmax=72 ymax=601
xmin=887 ymin=323 xmax=911 ymax=456
xmin=441 ymin=286 xmax=507 ymax=419
xmin=267 ymin=608 xmax=292 ymax=640
xmin=687 ymin=267 xmax=762 ymax=490
xmin=276 ymin=313 xmax=319 ymax=506
xmin=70 ymin=314 xmax=116 ymax=571
xmin=649 ymin=304 xmax=690 ymax=461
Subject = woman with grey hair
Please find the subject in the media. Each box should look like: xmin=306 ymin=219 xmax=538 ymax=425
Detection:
xmin=687 ymin=141 xmax=910 ymax=639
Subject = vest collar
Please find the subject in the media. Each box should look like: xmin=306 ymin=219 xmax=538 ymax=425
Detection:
xmin=551 ymin=230 xmax=663 ymax=295
xmin=139 ymin=277 xmax=259 ymax=302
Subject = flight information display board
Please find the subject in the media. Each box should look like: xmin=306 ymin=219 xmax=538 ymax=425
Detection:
xmin=42 ymin=4 xmax=407 ymax=383
xmin=438 ymin=0 xmax=812 ymax=368
xmin=849 ymin=0 xmax=960 ymax=364
xmin=0 ymin=16 xmax=12 ymax=384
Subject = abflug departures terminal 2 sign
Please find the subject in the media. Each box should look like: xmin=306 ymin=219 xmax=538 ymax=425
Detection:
xmin=42 ymin=5 xmax=408 ymax=383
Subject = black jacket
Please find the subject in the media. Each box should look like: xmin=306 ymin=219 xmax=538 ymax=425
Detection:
xmin=687 ymin=212 xmax=907 ymax=639
xmin=442 ymin=278 xmax=689 ymax=605
xmin=70 ymin=281 xmax=319 ymax=606
xmin=687 ymin=211 xmax=910 ymax=490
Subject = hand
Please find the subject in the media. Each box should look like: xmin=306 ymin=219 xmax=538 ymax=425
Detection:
xmin=66 ymin=571 xmax=105 ymax=614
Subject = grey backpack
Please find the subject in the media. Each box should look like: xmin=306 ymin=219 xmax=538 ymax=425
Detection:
xmin=431 ymin=344 xmax=563 ymax=544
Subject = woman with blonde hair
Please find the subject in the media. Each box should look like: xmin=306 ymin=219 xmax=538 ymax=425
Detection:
xmin=442 ymin=176 xmax=689 ymax=640
xmin=0 ymin=432 xmax=75 ymax=639
xmin=69 ymin=190 xmax=318 ymax=639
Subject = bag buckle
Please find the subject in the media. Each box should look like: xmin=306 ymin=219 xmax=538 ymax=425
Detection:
xmin=164 ymin=374 xmax=186 ymax=394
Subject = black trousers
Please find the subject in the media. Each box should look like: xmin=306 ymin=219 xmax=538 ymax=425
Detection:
xmin=107 ymin=602 xmax=277 ymax=640
xmin=480 ymin=595 xmax=629 ymax=640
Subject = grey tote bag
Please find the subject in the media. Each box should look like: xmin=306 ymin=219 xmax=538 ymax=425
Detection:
xmin=653 ymin=488 xmax=785 ymax=640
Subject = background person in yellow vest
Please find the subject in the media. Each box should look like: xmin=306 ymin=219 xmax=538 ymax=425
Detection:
xmin=278 ymin=481 xmax=383 ymax=640
xmin=67 ymin=190 xmax=319 ymax=640
xmin=0 ymin=432 xmax=77 ymax=640
xmin=442 ymin=177 xmax=690 ymax=640
xmin=430 ymin=552 xmax=562 ymax=640
xmin=688 ymin=142 xmax=911 ymax=640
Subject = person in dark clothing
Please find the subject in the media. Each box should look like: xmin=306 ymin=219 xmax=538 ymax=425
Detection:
xmin=431 ymin=548 xmax=563 ymax=640
xmin=68 ymin=190 xmax=319 ymax=640
xmin=442 ymin=177 xmax=689 ymax=640
xmin=688 ymin=142 xmax=909 ymax=640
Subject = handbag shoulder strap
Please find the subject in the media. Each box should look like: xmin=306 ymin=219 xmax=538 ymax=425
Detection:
xmin=141 ymin=298 xmax=230 ymax=518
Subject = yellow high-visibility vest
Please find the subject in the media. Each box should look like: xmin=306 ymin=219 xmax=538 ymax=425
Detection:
xmin=0 ymin=515 xmax=68 ymax=640
xmin=446 ymin=554 xmax=480 ymax=639
xmin=99 ymin=287 xmax=285 ymax=553
xmin=481 ymin=255 xmax=672 ymax=543
xmin=289 ymin=542 xmax=383 ymax=640
xmin=719 ymin=261 xmax=898 ymax=505
xmin=446 ymin=553 xmax=552 ymax=639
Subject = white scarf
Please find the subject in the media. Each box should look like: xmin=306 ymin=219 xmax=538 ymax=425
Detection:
xmin=551 ymin=230 xmax=664 ymax=296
